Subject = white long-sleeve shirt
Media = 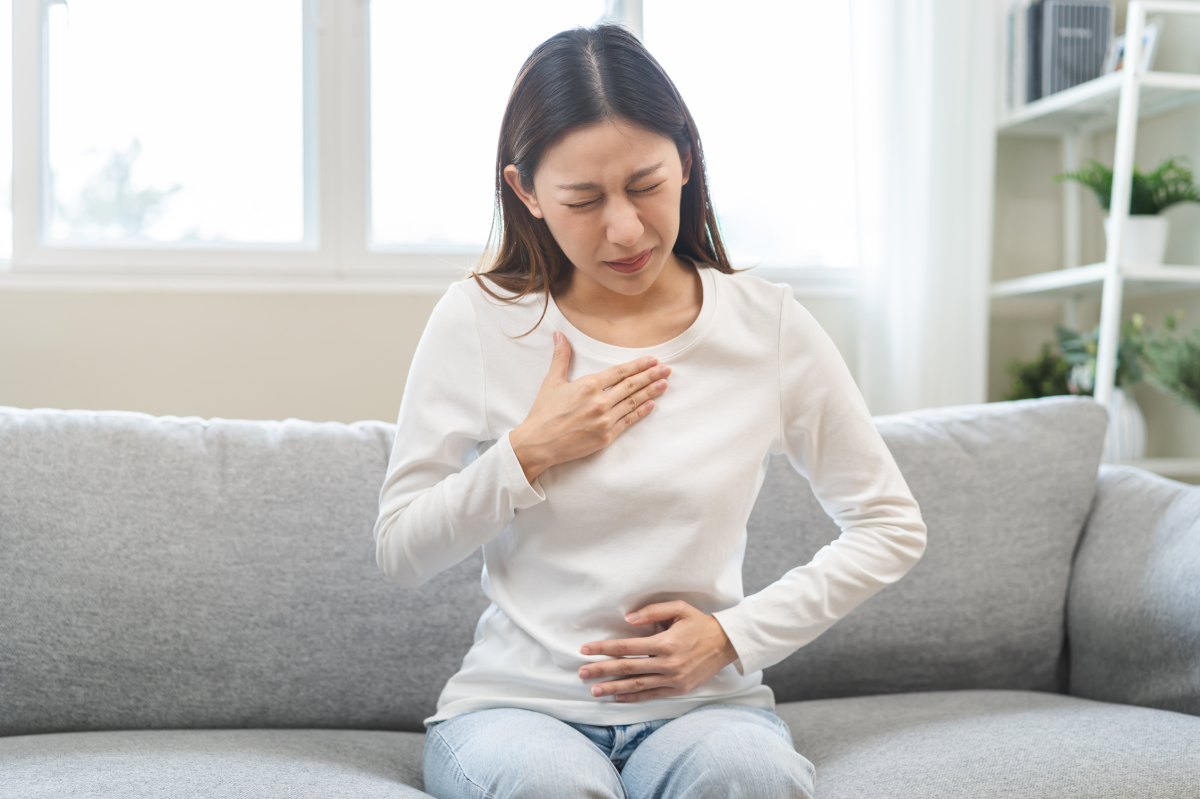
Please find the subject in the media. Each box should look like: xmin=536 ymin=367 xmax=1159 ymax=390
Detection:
xmin=374 ymin=261 xmax=927 ymax=727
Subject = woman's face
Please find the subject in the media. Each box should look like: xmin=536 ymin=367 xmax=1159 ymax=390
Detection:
xmin=503 ymin=119 xmax=692 ymax=297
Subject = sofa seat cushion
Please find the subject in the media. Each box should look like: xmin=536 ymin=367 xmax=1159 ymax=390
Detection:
xmin=0 ymin=728 xmax=430 ymax=798
xmin=778 ymin=689 xmax=1200 ymax=798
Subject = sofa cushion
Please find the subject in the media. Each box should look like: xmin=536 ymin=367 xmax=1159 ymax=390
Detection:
xmin=778 ymin=689 xmax=1200 ymax=798
xmin=0 ymin=398 xmax=1108 ymax=736
xmin=749 ymin=396 xmax=1108 ymax=703
xmin=0 ymin=407 xmax=491 ymax=736
xmin=1069 ymin=465 xmax=1200 ymax=716
xmin=0 ymin=729 xmax=428 ymax=798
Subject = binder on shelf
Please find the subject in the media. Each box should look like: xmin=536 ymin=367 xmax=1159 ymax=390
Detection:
xmin=1005 ymin=0 xmax=1113 ymax=111
xmin=1041 ymin=0 xmax=1112 ymax=98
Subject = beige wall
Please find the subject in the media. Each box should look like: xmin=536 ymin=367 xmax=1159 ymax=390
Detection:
xmin=0 ymin=291 xmax=440 ymax=424
xmin=0 ymin=286 xmax=855 ymax=425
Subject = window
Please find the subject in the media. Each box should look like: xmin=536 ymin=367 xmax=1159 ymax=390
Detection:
xmin=4 ymin=0 xmax=857 ymax=287
xmin=643 ymin=1 xmax=858 ymax=269
xmin=368 ymin=0 xmax=606 ymax=251
xmin=44 ymin=0 xmax=309 ymax=247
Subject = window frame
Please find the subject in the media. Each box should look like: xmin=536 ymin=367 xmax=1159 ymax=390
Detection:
xmin=2 ymin=0 xmax=854 ymax=297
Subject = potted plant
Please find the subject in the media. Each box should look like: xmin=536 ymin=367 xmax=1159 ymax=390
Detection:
xmin=1002 ymin=323 xmax=1147 ymax=461
xmin=1054 ymin=323 xmax=1147 ymax=461
xmin=1054 ymin=156 xmax=1200 ymax=266
xmin=1003 ymin=343 xmax=1071 ymax=401
xmin=1130 ymin=311 xmax=1200 ymax=413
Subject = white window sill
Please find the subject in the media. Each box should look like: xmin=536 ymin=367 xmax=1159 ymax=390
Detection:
xmin=0 ymin=263 xmax=856 ymax=297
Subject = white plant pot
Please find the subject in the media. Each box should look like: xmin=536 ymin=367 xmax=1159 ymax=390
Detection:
xmin=1103 ymin=215 xmax=1170 ymax=265
xmin=1102 ymin=386 xmax=1147 ymax=463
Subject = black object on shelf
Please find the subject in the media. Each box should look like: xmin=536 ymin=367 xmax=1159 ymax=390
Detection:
xmin=1042 ymin=0 xmax=1112 ymax=98
xmin=1010 ymin=0 xmax=1112 ymax=108
xmin=1027 ymin=0 xmax=1044 ymax=103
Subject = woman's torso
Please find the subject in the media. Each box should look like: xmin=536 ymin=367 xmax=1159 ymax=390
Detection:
xmin=427 ymin=262 xmax=793 ymax=726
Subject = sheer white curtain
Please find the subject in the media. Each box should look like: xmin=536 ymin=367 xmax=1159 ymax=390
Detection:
xmin=849 ymin=0 xmax=998 ymax=415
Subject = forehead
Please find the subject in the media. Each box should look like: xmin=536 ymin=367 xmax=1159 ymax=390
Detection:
xmin=536 ymin=120 xmax=678 ymax=186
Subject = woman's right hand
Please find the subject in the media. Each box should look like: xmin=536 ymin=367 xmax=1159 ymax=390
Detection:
xmin=509 ymin=331 xmax=670 ymax=484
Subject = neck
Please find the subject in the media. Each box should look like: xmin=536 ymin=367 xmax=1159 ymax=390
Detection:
xmin=557 ymin=251 xmax=695 ymax=323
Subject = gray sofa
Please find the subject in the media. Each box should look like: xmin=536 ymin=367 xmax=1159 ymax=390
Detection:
xmin=1 ymin=396 xmax=1198 ymax=798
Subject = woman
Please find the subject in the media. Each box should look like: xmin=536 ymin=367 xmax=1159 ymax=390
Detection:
xmin=374 ymin=24 xmax=927 ymax=799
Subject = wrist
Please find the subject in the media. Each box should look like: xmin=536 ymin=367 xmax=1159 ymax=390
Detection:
xmin=509 ymin=426 xmax=548 ymax=484
xmin=711 ymin=615 xmax=739 ymax=668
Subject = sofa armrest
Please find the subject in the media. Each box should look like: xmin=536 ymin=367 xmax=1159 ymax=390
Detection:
xmin=1068 ymin=465 xmax=1200 ymax=717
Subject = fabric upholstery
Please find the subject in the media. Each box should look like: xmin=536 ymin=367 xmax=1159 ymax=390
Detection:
xmin=778 ymin=689 xmax=1200 ymax=798
xmin=6 ymin=691 xmax=1194 ymax=799
xmin=0 ymin=729 xmax=428 ymax=798
xmin=752 ymin=396 xmax=1108 ymax=702
xmin=0 ymin=397 xmax=1107 ymax=737
xmin=0 ymin=407 xmax=490 ymax=736
xmin=1068 ymin=465 xmax=1200 ymax=716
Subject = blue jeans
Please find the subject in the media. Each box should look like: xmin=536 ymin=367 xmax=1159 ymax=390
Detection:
xmin=422 ymin=703 xmax=815 ymax=798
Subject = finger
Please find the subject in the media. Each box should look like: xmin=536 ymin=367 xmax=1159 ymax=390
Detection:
xmin=606 ymin=364 xmax=670 ymax=409
xmin=611 ymin=398 xmax=655 ymax=435
xmin=578 ymin=655 xmax=670 ymax=680
xmin=588 ymin=675 xmax=673 ymax=699
xmin=613 ymin=686 xmax=680 ymax=703
xmin=625 ymin=600 xmax=691 ymax=626
xmin=545 ymin=331 xmax=572 ymax=384
xmin=592 ymin=356 xmax=658 ymax=391
xmin=611 ymin=376 xmax=669 ymax=417
xmin=580 ymin=636 xmax=669 ymax=658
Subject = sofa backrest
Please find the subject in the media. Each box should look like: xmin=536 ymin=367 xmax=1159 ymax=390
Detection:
xmin=1068 ymin=464 xmax=1200 ymax=717
xmin=753 ymin=396 xmax=1108 ymax=703
xmin=0 ymin=396 xmax=1107 ymax=736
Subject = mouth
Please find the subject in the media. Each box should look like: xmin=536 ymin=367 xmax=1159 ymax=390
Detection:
xmin=604 ymin=248 xmax=653 ymax=274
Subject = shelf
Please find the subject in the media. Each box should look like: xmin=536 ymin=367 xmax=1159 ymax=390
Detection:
xmin=990 ymin=263 xmax=1200 ymax=301
xmin=997 ymin=71 xmax=1200 ymax=137
xmin=1114 ymin=458 xmax=1200 ymax=480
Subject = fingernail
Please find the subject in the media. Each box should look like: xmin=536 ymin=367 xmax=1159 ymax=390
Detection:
xmin=661 ymin=366 xmax=671 ymax=376
xmin=647 ymin=356 xmax=658 ymax=366
xmin=625 ymin=612 xmax=639 ymax=623
xmin=553 ymin=331 xmax=561 ymax=344
xmin=591 ymin=686 xmax=602 ymax=697
xmin=656 ymin=380 xmax=666 ymax=389
xmin=616 ymin=695 xmax=627 ymax=702
xmin=580 ymin=646 xmax=591 ymax=655
xmin=579 ymin=668 xmax=589 ymax=679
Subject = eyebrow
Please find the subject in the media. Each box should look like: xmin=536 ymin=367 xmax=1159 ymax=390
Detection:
xmin=555 ymin=161 xmax=665 ymax=191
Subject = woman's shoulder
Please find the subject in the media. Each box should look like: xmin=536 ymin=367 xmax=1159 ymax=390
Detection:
xmin=447 ymin=274 xmax=550 ymax=335
xmin=705 ymin=265 xmax=794 ymax=315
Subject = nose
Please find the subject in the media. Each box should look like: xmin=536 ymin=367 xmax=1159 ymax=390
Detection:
xmin=605 ymin=195 xmax=644 ymax=249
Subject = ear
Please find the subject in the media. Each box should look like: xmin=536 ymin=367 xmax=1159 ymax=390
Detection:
xmin=679 ymin=147 xmax=693 ymax=187
xmin=503 ymin=164 xmax=544 ymax=219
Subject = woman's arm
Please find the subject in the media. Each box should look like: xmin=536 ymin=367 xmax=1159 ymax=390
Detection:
xmin=373 ymin=284 xmax=546 ymax=588
xmin=711 ymin=289 xmax=928 ymax=676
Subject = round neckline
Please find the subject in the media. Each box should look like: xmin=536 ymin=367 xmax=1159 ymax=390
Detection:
xmin=544 ymin=256 xmax=718 ymax=363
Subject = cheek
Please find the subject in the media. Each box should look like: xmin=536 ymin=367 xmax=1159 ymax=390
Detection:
xmin=543 ymin=210 xmax=601 ymax=257
xmin=645 ymin=192 xmax=682 ymax=238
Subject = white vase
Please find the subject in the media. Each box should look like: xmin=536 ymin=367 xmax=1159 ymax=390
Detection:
xmin=1101 ymin=386 xmax=1147 ymax=463
xmin=1103 ymin=215 xmax=1170 ymax=265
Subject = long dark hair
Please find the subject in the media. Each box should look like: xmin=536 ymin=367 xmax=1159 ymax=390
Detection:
xmin=473 ymin=24 xmax=733 ymax=315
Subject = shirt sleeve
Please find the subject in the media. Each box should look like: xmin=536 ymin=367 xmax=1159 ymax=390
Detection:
xmin=712 ymin=287 xmax=928 ymax=675
xmin=373 ymin=282 xmax=547 ymax=588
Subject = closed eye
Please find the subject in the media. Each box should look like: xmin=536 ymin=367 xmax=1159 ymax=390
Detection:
xmin=565 ymin=183 xmax=663 ymax=209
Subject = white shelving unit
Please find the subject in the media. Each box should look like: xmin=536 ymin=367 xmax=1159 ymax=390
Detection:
xmin=992 ymin=0 xmax=1200 ymax=479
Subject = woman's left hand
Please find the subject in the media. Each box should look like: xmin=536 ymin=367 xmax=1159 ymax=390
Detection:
xmin=577 ymin=601 xmax=739 ymax=702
